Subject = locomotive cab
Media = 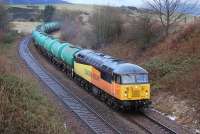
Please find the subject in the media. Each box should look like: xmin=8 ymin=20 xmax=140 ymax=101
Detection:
xmin=113 ymin=73 xmax=150 ymax=100
xmin=111 ymin=63 xmax=151 ymax=107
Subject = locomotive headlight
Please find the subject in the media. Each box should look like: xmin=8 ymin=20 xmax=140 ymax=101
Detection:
xmin=145 ymin=90 xmax=149 ymax=95
xmin=124 ymin=90 xmax=128 ymax=97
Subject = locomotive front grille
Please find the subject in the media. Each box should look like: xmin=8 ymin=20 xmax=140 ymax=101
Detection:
xmin=132 ymin=90 xmax=140 ymax=98
xmin=127 ymin=87 xmax=140 ymax=99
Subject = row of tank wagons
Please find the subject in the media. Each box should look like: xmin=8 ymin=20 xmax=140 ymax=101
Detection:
xmin=36 ymin=22 xmax=61 ymax=33
xmin=32 ymin=30 xmax=80 ymax=68
xmin=32 ymin=23 xmax=151 ymax=109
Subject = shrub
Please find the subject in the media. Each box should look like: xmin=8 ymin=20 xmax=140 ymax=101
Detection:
xmin=56 ymin=9 xmax=97 ymax=48
xmin=2 ymin=31 xmax=17 ymax=44
xmin=61 ymin=19 xmax=97 ymax=49
xmin=124 ymin=14 xmax=163 ymax=50
xmin=0 ymin=4 xmax=9 ymax=31
xmin=170 ymin=22 xmax=200 ymax=45
xmin=54 ymin=9 xmax=82 ymax=41
xmin=143 ymin=55 xmax=200 ymax=82
xmin=53 ymin=9 xmax=82 ymax=22
xmin=60 ymin=19 xmax=79 ymax=41
xmin=144 ymin=59 xmax=173 ymax=79
xmin=73 ymin=27 xmax=97 ymax=49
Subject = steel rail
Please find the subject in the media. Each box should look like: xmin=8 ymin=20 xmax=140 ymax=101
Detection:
xmin=142 ymin=112 xmax=177 ymax=134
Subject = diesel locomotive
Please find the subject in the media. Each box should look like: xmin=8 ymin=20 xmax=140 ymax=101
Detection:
xmin=32 ymin=22 xmax=151 ymax=110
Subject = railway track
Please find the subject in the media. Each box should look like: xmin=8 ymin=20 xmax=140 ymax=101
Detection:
xmin=142 ymin=112 xmax=177 ymax=134
xmin=19 ymin=35 xmax=191 ymax=134
xmin=122 ymin=110 xmax=178 ymax=134
xmin=19 ymin=36 xmax=121 ymax=134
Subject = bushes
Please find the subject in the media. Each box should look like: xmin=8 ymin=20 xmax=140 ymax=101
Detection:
xmin=0 ymin=4 xmax=9 ymax=41
xmin=0 ymin=75 xmax=67 ymax=134
xmin=60 ymin=19 xmax=79 ymax=41
xmin=0 ymin=4 xmax=9 ymax=32
xmin=0 ymin=31 xmax=18 ymax=55
xmin=144 ymin=58 xmax=176 ymax=80
xmin=61 ymin=20 xmax=97 ymax=49
xmin=90 ymin=6 xmax=122 ymax=46
xmin=0 ymin=26 xmax=67 ymax=133
xmin=143 ymin=55 xmax=200 ymax=82
xmin=124 ymin=14 xmax=162 ymax=50
xmin=56 ymin=9 xmax=97 ymax=48
xmin=57 ymin=6 xmax=122 ymax=49
xmin=2 ymin=31 xmax=18 ymax=44
xmin=73 ymin=27 xmax=97 ymax=49
xmin=170 ymin=22 xmax=200 ymax=45
xmin=53 ymin=9 xmax=82 ymax=22
xmin=55 ymin=9 xmax=82 ymax=41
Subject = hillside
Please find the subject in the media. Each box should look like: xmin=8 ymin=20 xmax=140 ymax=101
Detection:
xmin=100 ymin=22 xmax=200 ymax=131
xmin=7 ymin=0 xmax=69 ymax=4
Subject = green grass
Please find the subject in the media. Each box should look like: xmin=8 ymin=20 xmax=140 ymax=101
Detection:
xmin=143 ymin=54 xmax=200 ymax=89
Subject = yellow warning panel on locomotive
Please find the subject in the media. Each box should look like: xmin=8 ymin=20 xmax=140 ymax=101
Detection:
xmin=119 ymin=84 xmax=150 ymax=100
xmin=74 ymin=62 xmax=92 ymax=82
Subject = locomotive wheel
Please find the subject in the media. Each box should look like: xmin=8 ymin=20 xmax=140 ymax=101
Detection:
xmin=92 ymin=86 xmax=100 ymax=97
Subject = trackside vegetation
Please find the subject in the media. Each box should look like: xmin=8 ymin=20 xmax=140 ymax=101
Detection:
xmin=56 ymin=4 xmax=200 ymax=131
xmin=0 ymin=4 xmax=68 ymax=134
xmin=0 ymin=75 xmax=67 ymax=134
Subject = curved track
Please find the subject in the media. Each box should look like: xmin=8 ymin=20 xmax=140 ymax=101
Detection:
xmin=125 ymin=112 xmax=177 ymax=134
xmin=19 ymin=35 xmax=191 ymax=134
xmin=19 ymin=36 xmax=121 ymax=134
xmin=142 ymin=112 xmax=177 ymax=134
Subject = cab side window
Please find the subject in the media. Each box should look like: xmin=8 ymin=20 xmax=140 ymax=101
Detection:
xmin=114 ymin=75 xmax=121 ymax=84
xmin=101 ymin=71 xmax=112 ymax=83
xmin=77 ymin=54 xmax=85 ymax=63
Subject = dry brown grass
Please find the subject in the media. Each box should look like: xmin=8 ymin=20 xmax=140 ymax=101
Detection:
xmin=139 ymin=22 xmax=200 ymax=130
xmin=99 ymin=22 xmax=200 ymax=130
xmin=11 ymin=21 xmax=40 ymax=34
xmin=0 ymin=33 xmax=68 ymax=134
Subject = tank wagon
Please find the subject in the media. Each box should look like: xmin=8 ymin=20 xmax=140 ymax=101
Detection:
xmin=35 ymin=22 xmax=60 ymax=33
xmin=32 ymin=22 xmax=151 ymax=110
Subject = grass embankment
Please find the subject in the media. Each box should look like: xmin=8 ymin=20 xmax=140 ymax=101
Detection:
xmin=140 ymin=23 xmax=200 ymax=129
xmin=100 ymin=22 xmax=200 ymax=130
xmin=142 ymin=23 xmax=200 ymax=101
xmin=0 ymin=32 xmax=67 ymax=133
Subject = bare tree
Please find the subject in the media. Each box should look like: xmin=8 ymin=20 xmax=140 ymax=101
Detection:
xmin=90 ymin=6 xmax=122 ymax=46
xmin=61 ymin=19 xmax=79 ymax=41
xmin=43 ymin=5 xmax=55 ymax=22
xmin=0 ymin=4 xmax=8 ymax=31
xmin=125 ymin=13 xmax=162 ymax=50
xmin=146 ymin=0 xmax=199 ymax=36
xmin=0 ymin=4 xmax=9 ymax=41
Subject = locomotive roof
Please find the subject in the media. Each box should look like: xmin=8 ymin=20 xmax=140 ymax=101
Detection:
xmin=76 ymin=49 xmax=148 ymax=75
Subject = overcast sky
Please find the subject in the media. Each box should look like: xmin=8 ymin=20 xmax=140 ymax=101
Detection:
xmin=65 ymin=0 xmax=144 ymax=7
